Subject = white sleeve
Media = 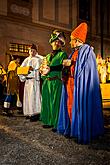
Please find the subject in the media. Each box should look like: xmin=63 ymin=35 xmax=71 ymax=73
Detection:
xmin=34 ymin=56 xmax=44 ymax=80
xmin=36 ymin=54 xmax=44 ymax=60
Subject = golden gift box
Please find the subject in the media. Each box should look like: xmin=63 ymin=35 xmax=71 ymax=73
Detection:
xmin=17 ymin=66 xmax=30 ymax=75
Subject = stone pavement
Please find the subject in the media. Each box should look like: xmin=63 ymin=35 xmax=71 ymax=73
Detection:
xmin=0 ymin=104 xmax=110 ymax=165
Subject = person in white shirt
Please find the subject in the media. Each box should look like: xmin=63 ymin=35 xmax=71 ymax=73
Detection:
xmin=19 ymin=44 xmax=43 ymax=121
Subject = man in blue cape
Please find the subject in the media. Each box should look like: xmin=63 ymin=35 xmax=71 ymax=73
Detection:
xmin=57 ymin=22 xmax=104 ymax=144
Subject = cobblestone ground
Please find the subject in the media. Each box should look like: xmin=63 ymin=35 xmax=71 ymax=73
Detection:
xmin=0 ymin=104 xmax=110 ymax=165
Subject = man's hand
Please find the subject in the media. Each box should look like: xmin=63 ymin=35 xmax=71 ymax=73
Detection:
xmin=41 ymin=66 xmax=50 ymax=75
xmin=63 ymin=59 xmax=71 ymax=66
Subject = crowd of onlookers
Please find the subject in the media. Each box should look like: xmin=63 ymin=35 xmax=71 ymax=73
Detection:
xmin=96 ymin=54 xmax=110 ymax=84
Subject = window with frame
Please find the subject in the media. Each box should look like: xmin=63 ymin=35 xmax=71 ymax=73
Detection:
xmin=9 ymin=43 xmax=31 ymax=53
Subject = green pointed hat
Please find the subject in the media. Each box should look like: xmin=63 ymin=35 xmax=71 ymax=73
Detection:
xmin=49 ymin=30 xmax=66 ymax=46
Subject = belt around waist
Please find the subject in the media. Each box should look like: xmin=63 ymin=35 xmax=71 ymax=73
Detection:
xmin=26 ymin=77 xmax=40 ymax=81
xmin=26 ymin=77 xmax=34 ymax=79
xmin=46 ymin=76 xmax=61 ymax=81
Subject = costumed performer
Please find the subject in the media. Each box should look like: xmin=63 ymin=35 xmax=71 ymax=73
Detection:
xmin=18 ymin=44 xmax=43 ymax=122
xmin=40 ymin=30 xmax=67 ymax=132
xmin=57 ymin=22 xmax=104 ymax=144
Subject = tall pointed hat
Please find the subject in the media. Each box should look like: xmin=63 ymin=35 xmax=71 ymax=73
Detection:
xmin=71 ymin=22 xmax=88 ymax=43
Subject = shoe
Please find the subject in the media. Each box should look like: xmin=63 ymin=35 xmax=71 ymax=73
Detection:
xmin=30 ymin=116 xmax=36 ymax=122
xmin=43 ymin=125 xmax=52 ymax=128
xmin=36 ymin=114 xmax=40 ymax=120
xmin=52 ymin=128 xmax=57 ymax=133
xmin=25 ymin=116 xmax=30 ymax=119
xmin=30 ymin=115 xmax=39 ymax=122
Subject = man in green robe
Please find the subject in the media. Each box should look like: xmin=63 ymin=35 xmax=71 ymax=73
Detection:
xmin=40 ymin=30 xmax=67 ymax=131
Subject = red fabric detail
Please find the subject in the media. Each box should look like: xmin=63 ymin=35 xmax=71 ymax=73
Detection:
xmin=66 ymin=50 xmax=78 ymax=122
xmin=66 ymin=77 xmax=74 ymax=122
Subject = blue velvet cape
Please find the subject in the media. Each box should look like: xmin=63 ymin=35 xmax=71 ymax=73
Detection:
xmin=57 ymin=44 xmax=104 ymax=144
